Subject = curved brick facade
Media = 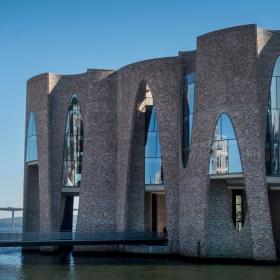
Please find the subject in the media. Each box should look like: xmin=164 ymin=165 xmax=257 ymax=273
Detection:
xmin=23 ymin=24 xmax=280 ymax=261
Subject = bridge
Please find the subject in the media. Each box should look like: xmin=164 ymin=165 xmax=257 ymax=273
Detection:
xmin=0 ymin=207 xmax=78 ymax=230
xmin=0 ymin=207 xmax=23 ymax=230
xmin=0 ymin=231 xmax=167 ymax=247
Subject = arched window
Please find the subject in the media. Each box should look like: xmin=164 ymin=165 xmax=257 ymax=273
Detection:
xmin=182 ymin=73 xmax=196 ymax=167
xmin=138 ymin=85 xmax=163 ymax=185
xmin=266 ymin=56 xmax=280 ymax=175
xmin=209 ymin=113 xmax=242 ymax=174
xmin=62 ymin=95 xmax=84 ymax=187
xmin=26 ymin=112 xmax=38 ymax=163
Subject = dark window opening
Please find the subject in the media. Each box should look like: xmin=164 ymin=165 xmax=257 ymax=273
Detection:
xmin=232 ymin=190 xmax=244 ymax=231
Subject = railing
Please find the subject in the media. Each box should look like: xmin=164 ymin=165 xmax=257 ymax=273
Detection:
xmin=0 ymin=231 xmax=167 ymax=247
xmin=0 ymin=207 xmax=23 ymax=230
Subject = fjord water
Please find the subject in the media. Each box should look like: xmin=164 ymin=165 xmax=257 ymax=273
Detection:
xmin=1 ymin=248 xmax=280 ymax=280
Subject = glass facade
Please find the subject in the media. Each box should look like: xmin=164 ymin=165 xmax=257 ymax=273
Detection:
xmin=182 ymin=73 xmax=196 ymax=167
xmin=138 ymin=85 xmax=163 ymax=185
xmin=266 ymin=56 xmax=280 ymax=175
xmin=62 ymin=95 xmax=84 ymax=187
xmin=209 ymin=113 xmax=242 ymax=174
xmin=26 ymin=112 xmax=38 ymax=163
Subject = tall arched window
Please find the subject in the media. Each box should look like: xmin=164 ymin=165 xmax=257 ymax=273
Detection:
xmin=266 ymin=56 xmax=280 ymax=175
xmin=62 ymin=95 xmax=84 ymax=187
xmin=138 ymin=85 xmax=163 ymax=185
xmin=182 ymin=73 xmax=196 ymax=167
xmin=26 ymin=112 xmax=38 ymax=163
xmin=209 ymin=113 xmax=242 ymax=174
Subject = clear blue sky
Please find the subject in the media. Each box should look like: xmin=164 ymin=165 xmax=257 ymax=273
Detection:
xmin=0 ymin=0 xmax=279 ymax=218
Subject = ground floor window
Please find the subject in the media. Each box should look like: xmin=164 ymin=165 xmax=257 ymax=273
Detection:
xmin=232 ymin=190 xmax=244 ymax=231
xmin=73 ymin=196 xmax=79 ymax=231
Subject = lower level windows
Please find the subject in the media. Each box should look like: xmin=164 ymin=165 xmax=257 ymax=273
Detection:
xmin=232 ymin=190 xmax=245 ymax=231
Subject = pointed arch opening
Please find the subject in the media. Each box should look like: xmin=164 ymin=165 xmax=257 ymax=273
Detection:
xmin=61 ymin=95 xmax=83 ymax=233
xmin=127 ymin=82 xmax=166 ymax=234
xmin=24 ymin=112 xmax=39 ymax=232
xmin=62 ymin=95 xmax=84 ymax=188
xmin=138 ymin=85 xmax=164 ymax=185
xmin=208 ymin=113 xmax=246 ymax=233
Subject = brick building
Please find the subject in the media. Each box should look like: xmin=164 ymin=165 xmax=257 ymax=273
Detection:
xmin=23 ymin=24 xmax=280 ymax=261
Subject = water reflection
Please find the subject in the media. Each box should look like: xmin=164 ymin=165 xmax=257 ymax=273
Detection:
xmin=1 ymin=248 xmax=280 ymax=280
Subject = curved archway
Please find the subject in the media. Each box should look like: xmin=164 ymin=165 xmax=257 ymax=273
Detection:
xmin=61 ymin=95 xmax=83 ymax=232
xmin=127 ymin=82 xmax=166 ymax=233
xmin=139 ymin=84 xmax=163 ymax=185
xmin=24 ymin=112 xmax=39 ymax=232
xmin=62 ymin=95 xmax=84 ymax=188
xmin=208 ymin=113 xmax=245 ymax=232
xmin=26 ymin=112 xmax=38 ymax=163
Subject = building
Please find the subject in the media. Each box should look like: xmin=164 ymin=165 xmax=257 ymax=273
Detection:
xmin=23 ymin=24 xmax=280 ymax=261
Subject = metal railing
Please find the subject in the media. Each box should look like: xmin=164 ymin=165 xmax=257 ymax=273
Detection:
xmin=0 ymin=207 xmax=23 ymax=230
xmin=0 ymin=231 xmax=167 ymax=247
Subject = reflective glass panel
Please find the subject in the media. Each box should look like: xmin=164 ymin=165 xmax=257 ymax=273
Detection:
xmin=273 ymin=57 xmax=280 ymax=77
xmin=140 ymin=85 xmax=163 ymax=185
xmin=209 ymin=113 xmax=242 ymax=174
xmin=145 ymin=106 xmax=162 ymax=185
xmin=62 ymin=95 xmax=84 ymax=187
xmin=182 ymin=73 xmax=196 ymax=167
xmin=266 ymin=56 xmax=280 ymax=175
xmin=26 ymin=112 xmax=38 ymax=162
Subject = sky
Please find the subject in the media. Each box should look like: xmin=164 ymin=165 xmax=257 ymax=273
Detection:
xmin=0 ymin=0 xmax=280 ymax=218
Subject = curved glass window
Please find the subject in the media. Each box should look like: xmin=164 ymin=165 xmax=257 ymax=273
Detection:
xmin=138 ymin=85 xmax=163 ymax=185
xmin=26 ymin=112 xmax=38 ymax=163
xmin=62 ymin=95 xmax=84 ymax=187
xmin=182 ymin=73 xmax=196 ymax=167
xmin=266 ymin=56 xmax=280 ymax=175
xmin=209 ymin=113 xmax=242 ymax=174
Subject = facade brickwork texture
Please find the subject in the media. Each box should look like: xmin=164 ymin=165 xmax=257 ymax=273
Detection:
xmin=23 ymin=24 xmax=280 ymax=260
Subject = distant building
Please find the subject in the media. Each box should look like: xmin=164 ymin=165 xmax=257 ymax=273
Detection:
xmin=210 ymin=136 xmax=228 ymax=174
xmin=23 ymin=24 xmax=280 ymax=261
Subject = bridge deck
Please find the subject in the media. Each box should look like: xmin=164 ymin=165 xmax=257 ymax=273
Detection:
xmin=0 ymin=231 xmax=167 ymax=247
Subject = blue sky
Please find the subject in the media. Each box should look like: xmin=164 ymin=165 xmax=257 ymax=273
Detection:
xmin=0 ymin=0 xmax=280 ymax=218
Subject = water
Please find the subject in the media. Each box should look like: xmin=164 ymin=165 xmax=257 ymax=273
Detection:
xmin=1 ymin=248 xmax=280 ymax=280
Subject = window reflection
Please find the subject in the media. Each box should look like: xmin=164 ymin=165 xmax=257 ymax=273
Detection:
xmin=62 ymin=95 xmax=83 ymax=187
xmin=138 ymin=85 xmax=163 ymax=185
xmin=26 ymin=112 xmax=38 ymax=163
xmin=182 ymin=73 xmax=196 ymax=167
xmin=209 ymin=113 xmax=242 ymax=174
xmin=266 ymin=56 xmax=280 ymax=175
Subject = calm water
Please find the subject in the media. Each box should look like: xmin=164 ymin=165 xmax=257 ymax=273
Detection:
xmin=1 ymin=248 xmax=280 ymax=280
